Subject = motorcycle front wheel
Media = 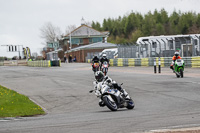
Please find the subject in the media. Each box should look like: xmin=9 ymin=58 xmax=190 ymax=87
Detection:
xmin=180 ymin=69 xmax=183 ymax=78
xmin=103 ymin=95 xmax=118 ymax=111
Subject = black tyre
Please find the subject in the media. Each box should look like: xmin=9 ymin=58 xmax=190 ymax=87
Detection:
xmin=176 ymin=73 xmax=180 ymax=78
xmin=180 ymin=69 xmax=183 ymax=78
xmin=103 ymin=95 xmax=118 ymax=111
xmin=126 ymin=99 xmax=135 ymax=109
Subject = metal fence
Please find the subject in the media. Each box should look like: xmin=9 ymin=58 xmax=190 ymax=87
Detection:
xmin=117 ymin=44 xmax=137 ymax=58
xmin=137 ymin=35 xmax=200 ymax=58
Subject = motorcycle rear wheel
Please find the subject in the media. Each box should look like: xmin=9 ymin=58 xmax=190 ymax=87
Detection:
xmin=103 ymin=95 xmax=118 ymax=111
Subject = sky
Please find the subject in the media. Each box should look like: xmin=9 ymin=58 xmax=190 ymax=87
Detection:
xmin=0 ymin=0 xmax=200 ymax=57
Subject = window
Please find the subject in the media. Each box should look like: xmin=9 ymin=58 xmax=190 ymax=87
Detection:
xmin=93 ymin=37 xmax=103 ymax=43
xmin=71 ymin=38 xmax=80 ymax=44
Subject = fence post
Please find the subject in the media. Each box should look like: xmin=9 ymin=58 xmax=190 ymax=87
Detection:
xmin=154 ymin=58 xmax=156 ymax=73
xmin=158 ymin=57 xmax=161 ymax=73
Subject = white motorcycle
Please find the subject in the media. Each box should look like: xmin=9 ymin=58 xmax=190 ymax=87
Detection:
xmin=89 ymin=81 xmax=135 ymax=111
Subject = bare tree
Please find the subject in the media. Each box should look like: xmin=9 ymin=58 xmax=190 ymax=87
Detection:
xmin=85 ymin=21 xmax=92 ymax=27
xmin=40 ymin=22 xmax=62 ymax=43
xmin=65 ymin=25 xmax=77 ymax=35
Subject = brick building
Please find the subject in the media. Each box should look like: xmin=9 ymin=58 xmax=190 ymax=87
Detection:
xmin=62 ymin=23 xmax=117 ymax=62
xmin=62 ymin=24 xmax=109 ymax=50
xmin=65 ymin=42 xmax=117 ymax=62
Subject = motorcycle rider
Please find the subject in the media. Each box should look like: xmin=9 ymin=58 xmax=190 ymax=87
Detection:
xmin=170 ymin=51 xmax=182 ymax=71
xmin=92 ymin=55 xmax=100 ymax=71
xmin=94 ymin=71 xmax=130 ymax=106
xmin=100 ymin=53 xmax=109 ymax=70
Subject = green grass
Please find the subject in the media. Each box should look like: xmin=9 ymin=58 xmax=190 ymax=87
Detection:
xmin=0 ymin=85 xmax=45 ymax=117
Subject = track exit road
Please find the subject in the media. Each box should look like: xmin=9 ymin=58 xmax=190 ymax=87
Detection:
xmin=1 ymin=64 xmax=200 ymax=133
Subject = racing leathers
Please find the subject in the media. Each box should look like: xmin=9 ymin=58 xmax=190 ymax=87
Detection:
xmin=94 ymin=75 xmax=130 ymax=106
xmin=100 ymin=57 xmax=109 ymax=70
xmin=92 ymin=56 xmax=100 ymax=71
xmin=170 ymin=56 xmax=182 ymax=70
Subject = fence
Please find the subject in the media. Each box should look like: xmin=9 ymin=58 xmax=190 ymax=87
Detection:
xmin=117 ymin=44 xmax=137 ymax=58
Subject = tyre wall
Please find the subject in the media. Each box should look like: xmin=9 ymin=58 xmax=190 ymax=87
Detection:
xmin=87 ymin=57 xmax=200 ymax=68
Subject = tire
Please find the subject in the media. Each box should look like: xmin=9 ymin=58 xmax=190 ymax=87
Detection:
xmin=126 ymin=99 xmax=135 ymax=109
xmin=103 ymin=95 xmax=118 ymax=111
xmin=176 ymin=74 xmax=180 ymax=78
xmin=180 ymin=69 xmax=183 ymax=78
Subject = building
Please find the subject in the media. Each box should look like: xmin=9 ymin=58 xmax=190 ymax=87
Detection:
xmin=65 ymin=42 xmax=117 ymax=62
xmin=62 ymin=24 xmax=109 ymax=51
xmin=61 ymin=22 xmax=114 ymax=62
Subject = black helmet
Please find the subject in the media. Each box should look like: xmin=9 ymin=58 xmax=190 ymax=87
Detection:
xmin=95 ymin=71 xmax=104 ymax=82
xmin=174 ymin=51 xmax=179 ymax=58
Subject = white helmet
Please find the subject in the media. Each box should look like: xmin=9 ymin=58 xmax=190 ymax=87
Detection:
xmin=102 ymin=54 xmax=106 ymax=59
xmin=174 ymin=51 xmax=179 ymax=58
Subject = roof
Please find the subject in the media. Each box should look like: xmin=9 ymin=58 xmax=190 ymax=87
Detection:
xmin=136 ymin=34 xmax=200 ymax=44
xmin=64 ymin=25 xmax=109 ymax=38
xmin=65 ymin=42 xmax=117 ymax=53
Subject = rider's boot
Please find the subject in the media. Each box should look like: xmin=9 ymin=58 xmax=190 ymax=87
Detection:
xmin=99 ymin=99 xmax=105 ymax=107
xmin=121 ymin=89 xmax=131 ymax=100
xmin=170 ymin=65 xmax=175 ymax=73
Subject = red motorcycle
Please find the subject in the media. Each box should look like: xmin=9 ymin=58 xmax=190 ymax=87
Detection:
xmin=92 ymin=62 xmax=100 ymax=72
xmin=101 ymin=61 xmax=109 ymax=75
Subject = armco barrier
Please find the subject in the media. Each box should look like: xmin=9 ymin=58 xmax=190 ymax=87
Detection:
xmin=27 ymin=60 xmax=51 ymax=67
xmin=141 ymin=58 xmax=149 ymax=67
xmin=0 ymin=61 xmax=3 ymax=66
xmin=128 ymin=58 xmax=135 ymax=67
xmin=109 ymin=59 xmax=113 ymax=66
xmin=117 ymin=58 xmax=123 ymax=66
xmin=3 ymin=60 xmax=27 ymax=66
xmin=191 ymin=57 xmax=200 ymax=68
xmin=86 ymin=57 xmax=200 ymax=68
xmin=135 ymin=58 xmax=141 ymax=66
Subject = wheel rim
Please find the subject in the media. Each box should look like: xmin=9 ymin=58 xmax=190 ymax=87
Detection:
xmin=106 ymin=97 xmax=117 ymax=109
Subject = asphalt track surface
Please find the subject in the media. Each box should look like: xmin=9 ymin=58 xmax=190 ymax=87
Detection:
xmin=1 ymin=63 xmax=200 ymax=133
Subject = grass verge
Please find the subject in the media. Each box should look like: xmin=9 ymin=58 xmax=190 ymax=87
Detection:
xmin=0 ymin=85 xmax=45 ymax=117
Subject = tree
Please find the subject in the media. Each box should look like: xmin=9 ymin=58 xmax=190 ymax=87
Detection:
xmin=130 ymin=29 xmax=143 ymax=43
xmin=65 ymin=25 xmax=77 ymax=35
xmin=40 ymin=22 xmax=62 ymax=43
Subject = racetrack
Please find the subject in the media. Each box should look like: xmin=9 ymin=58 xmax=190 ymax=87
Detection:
xmin=1 ymin=63 xmax=200 ymax=133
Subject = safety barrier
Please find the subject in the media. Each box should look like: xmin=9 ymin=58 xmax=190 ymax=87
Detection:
xmin=0 ymin=60 xmax=61 ymax=67
xmin=86 ymin=56 xmax=200 ymax=68
xmin=0 ymin=61 xmax=3 ymax=66
xmin=27 ymin=60 xmax=51 ymax=67
xmin=191 ymin=57 xmax=200 ymax=68
xmin=3 ymin=60 xmax=27 ymax=66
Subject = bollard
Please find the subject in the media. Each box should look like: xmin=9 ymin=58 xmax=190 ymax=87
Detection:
xmin=154 ymin=58 xmax=156 ymax=73
xmin=158 ymin=58 xmax=161 ymax=73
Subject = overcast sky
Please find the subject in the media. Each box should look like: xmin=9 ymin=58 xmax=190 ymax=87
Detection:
xmin=0 ymin=0 xmax=199 ymax=57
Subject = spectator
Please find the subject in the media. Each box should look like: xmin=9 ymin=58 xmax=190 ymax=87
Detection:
xmin=73 ymin=56 xmax=76 ymax=62
xmin=64 ymin=55 xmax=67 ymax=63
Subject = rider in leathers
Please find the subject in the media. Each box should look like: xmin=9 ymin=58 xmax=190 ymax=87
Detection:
xmin=94 ymin=71 xmax=130 ymax=106
xmin=100 ymin=54 xmax=109 ymax=70
xmin=92 ymin=55 xmax=100 ymax=71
xmin=170 ymin=51 xmax=182 ymax=72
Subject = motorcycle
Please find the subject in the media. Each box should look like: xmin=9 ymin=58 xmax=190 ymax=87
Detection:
xmin=173 ymin=59 xmax=185 ymax=78
xmin=101 ymin=61 xmax=109 ymax=75
xmin=89 ymin=81 xmax=135 ymax=111
xmin=92 ymin=62 xmax=100 ymax=72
